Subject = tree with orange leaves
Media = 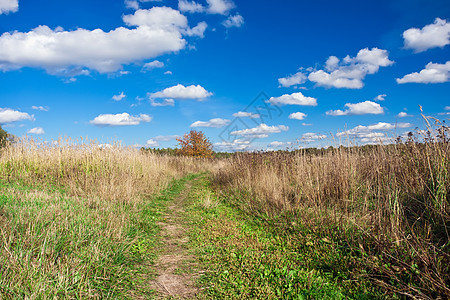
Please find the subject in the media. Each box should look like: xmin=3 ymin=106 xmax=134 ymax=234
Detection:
xmin=176 ymin=130 xmax=214 ymax=158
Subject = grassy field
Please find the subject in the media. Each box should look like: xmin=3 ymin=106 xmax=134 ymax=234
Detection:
xmin=0 ymin=130 xmax=448 ymax=299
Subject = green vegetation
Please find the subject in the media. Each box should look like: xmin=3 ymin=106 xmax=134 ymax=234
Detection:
xmin=184 ymin=175 xmax=384 ymax=299
xmin=0 ymin=173 xmax=193 ymax=298
xmin=0 ymin=120 xmax=448 ymax=299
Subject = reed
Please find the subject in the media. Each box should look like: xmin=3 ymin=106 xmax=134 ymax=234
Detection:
xmin=211 ymin=124 xmax=450 ymax=298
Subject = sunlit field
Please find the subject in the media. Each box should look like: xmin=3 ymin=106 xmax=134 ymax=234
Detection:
xmin=0 ymin=122 xmax=448 ymax=299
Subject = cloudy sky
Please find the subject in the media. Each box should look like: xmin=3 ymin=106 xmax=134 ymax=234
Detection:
xmin=0 ymin=0 xmax=449 ymax=151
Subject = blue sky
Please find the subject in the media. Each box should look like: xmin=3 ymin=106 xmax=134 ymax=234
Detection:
xmin=0 ymin=0 xmax=449 ymax=151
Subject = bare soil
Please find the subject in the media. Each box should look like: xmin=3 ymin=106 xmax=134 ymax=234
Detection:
xmin=150 ymin=182 xmax=199 ymax=299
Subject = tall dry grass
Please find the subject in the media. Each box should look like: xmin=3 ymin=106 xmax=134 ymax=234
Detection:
xmin=0 ymin=137 xmax=209 ymax=298
xmin=0 ymin=137 xmax=206 ymax=202
xmin=212 ymin=125 xmax=450 ymax=298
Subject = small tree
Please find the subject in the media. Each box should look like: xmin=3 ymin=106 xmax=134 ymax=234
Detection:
xmin=176 ymin=130 xmax=213 ymax=158
xmin=0 ymin=125 xmax=9 ymax=148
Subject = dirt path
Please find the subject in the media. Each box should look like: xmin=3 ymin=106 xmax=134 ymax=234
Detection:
xmin=150 ymin=181 xmax=198 ymax=299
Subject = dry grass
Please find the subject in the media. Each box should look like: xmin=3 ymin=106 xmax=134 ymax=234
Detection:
xmin=0 ymin=137 xmax=210 ymax=298
xmin=211 ymin=124 xmax=450 ymax=299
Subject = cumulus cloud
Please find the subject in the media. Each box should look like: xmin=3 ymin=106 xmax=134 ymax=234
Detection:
xmin=232 ymin=111 xmax=260 ymax=118
xmin=145 ymin=134 xmax=180 ymax=148
xmin=27 ymin=127 xmax=45 ymax=135
xmin=178 ymin=0 xmax=205 ymax=13
xmin=278 ymin=72 xmax=307 ymax=88
xmin=267 ymin=141 xmax=293 ymax=150
xmin=150 ymin=84 xmax=212 ymax=100
xmin=279 ymin=48 xmax=393 ymax=89
xmin=268 ymin=92 xmax=317 ymax=106
xmin=153 ymin=135 xmax=180 ymax=141
xmin=90 ymin=113 xmax=152 ymax=126
xmin=374 ymin=94 xmax=386 ymax=101
xmin=231 ymin=124 xmax=288 ymax=139
xmin=142 ymin=60 xmax=164 ymax=71
xmin=326 ymin=101 xmax=384 ymax=116
xmin=214 ymin=139 xmax=252 ymax=152
xmin=125 ymin=0 xmax=139 ymax=10
xmin=112 ymin=92 xmax=126 ymax=101
xmin=178 ymin=0 xmax=235 ymax=15
xmin=123 ymin=7 xmax=207 ymax=37
xmin=146 ymin=139 xmax=159 ymax=147
xmin=397 ymin=112 xmax=411 ymax=118
xmin=403 ymin=18 xmax=450 ymax=52
xmin=0 ymin=108 xmax=33 ymax=124
xmin=301 ymin=132 xmax=326 ymax=143
xmin=190 ymin=118 xmax=230 ymax=128
xmin=0 ymin=6 xmax=207 ymax=74
xmin=150 ymin=98 xmax=175 ymax=107
xmin=206 ymin=0 xmax=235 ymax=15
xmin=288 ymin=112 xmax=307 ymax=120
xmin=223 ymin=14 xmax=244 ymax=28
xmin=32 ymin=105 xmax=49 ymax=111
xmin=396 ymin=61 xmax=450 ymax=84
xmin=337 ymin=122 xmax=413 ymax=144
xmin=0 ymin=0 xmax=18 ymax=14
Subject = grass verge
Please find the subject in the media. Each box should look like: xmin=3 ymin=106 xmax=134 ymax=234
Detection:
xmin=184 ymin=174 xmax=386 ymax=299
xmin=0 ymin=175 xmax=191 ymax=299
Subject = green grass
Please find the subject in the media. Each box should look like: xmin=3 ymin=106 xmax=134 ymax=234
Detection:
xmin=0 ymin=175 xmax=192 ymax=299
xmin=183 ymin=174 xmax=387 ymax=299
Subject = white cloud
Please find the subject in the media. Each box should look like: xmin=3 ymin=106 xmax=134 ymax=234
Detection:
xmin=206 ymin=0 xmax=235 ymax=15
xmin=0 ymin=6 xmax=208 ymax=74
xmin=306 ymin=48 xmax=393 ymax=89
xmin=31 ymin=105 xmax=49 ymax=111
xmin=289 ymin=112 xmax=307 ymax=120
xmin=123 ymin=7 xmax=187 ymax=28
xmin=190 ymin=118 xmax=230 ymax=128
xmin=445 ymin=106 xmax=450 ymax=110
xmin=153 ymin=135 xmax=180 ymax=141
xmin=0 ymin=0 xmax=18 ymax=14
xmin=301 ymin=132 xmax=326 ymax=143
xmin=326 ymin=101 xmax=384 ymax=116
xmin=179 ymin=0 xmax=235 ymax=15
xmin=214 ymin=139 xmax=251 ymax=152
xmin=150 ymin=98 xmax=175 ymax=107
xmin=397 ymin=112 xmax=411 ymax=118
xmin=337 ymin=122 xmax=413 ymax=139
xmin=268 ymin=141 xmax=292 ymax=148
xmin=336 ymin=122 xmax=413 ymax=145
xmin=90 ymin=113 xmax=152 ymax=126
xmin=112 ymin=92 xmax=126 ymax=101
xmin=0 ymin=108 xmax=34 ymax=123
xmin=142 ymin=60 xmax=164 ymax=71
xmin=374 ymin=94 xmax=386 ymax=101
xmin=223 ymin=14 xmax=244 ymax=28
xmin=125 ymin=0 xmax=139 ymax=10
xmin=123 ymin=7 xmax=207 ymax=38
xmin=403 ymin=18 xmax=450 ymax=52
xmin=268 ymin=92 xmax=317 ymax=106
xmin=145 ymin=134 xmax=180 ymax=148
xmin=146 ymin=139 xmax=159 ymax=147
xmin=278 ymin=72 xmax=307 ymax=88
xmin=27 ymin=127 xmax=45 ymax=135
xmin=231 ymin=123 xmax=289 ymax=138
xmin=232 ymin=111 xmax=260 ymax=118
xmin=150 ymin=84 xmax=212 ymax=100
xmin=186 ymin=21 xmax=208 ymax=38
xmin=164 ymin=70 xmax=172 ymax=75
xmin=178 ymin=0 xmax=205 ymax=13
xmin=396 ymin=61 xmax=450 ymax=84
